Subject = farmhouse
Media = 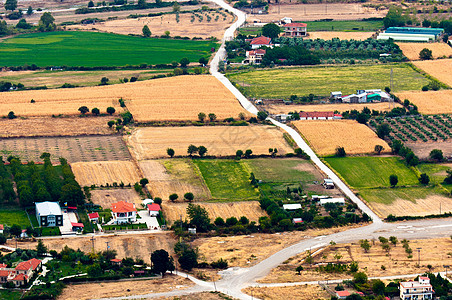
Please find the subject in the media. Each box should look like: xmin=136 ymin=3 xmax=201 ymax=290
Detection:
xmin=299 ymin=111 xmax=342 ymax=120
xmin=35 ymin=202 xmax=63 ymax=227
xmin=0 ymin=258 xmax=42 ymax=287
xmin=399 ymin=277 xmax=433 ymax=300
xmin=147 ymin=203 xmax=161 ymax=217
xmin=250 ymin=36 xmax=272 ymax=49
xmin=243 ymin=49 xmax=266 ymax=64
xmin=283 ymin=23 xmax=307 ymax=37
xmin=111 ymin=201 xmax=137 ymax=224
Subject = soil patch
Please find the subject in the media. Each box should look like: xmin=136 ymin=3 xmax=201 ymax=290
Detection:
xmin=91 ymin=189 xmax=143 ymax=208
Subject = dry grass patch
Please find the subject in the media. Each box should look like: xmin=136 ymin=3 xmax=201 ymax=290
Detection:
xmin=127 ymin=125 xmax=292 ymax=160
xmin=68 ymin=12 xmax=233 ymax=39
xmin=0 ymin=116 xmax=115 ymax=138
xmin=164 ymin=201 xmax=266 ymax=225
xmin=9 ymin=232 xmax=175 ymax=264
xmin=139 ymin=159 xmax=210 ymax=200
xmin=71 ymin=161 xmax=141 ymax=187
xmin=91 ymin=189 xmax=143 ymax=208
xmin=293 ymin=120 xmax=390 ymax=156
xmin=157 ymin=292 xmax=230 ymax=300
xmin=397 ymin=43 xmax=452 ymax=61
xmin=309 ymin=31 xmax=374 ymax=40
xmin=395 ymin=90 xmax=452 ymax=114
xmin=413 ymin=59 xmax=452 ymax=86
xmin=59 ymin=275 xmax=194 ymax=300
xmin=266 ymin=102 xmax=401 ymax=115
xmin=259 ymin=237 xmax=452 ymax=283
xmin=243 ymin=285 xmax=329 ymax=300
xmin=192 ymin=226 xmax=361 ymax=268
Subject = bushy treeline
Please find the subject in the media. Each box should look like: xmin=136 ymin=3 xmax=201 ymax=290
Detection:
xmin=0 ymin=158 xmax=15 ymax=203
xmin=75 ymin=0 xmax=198 ymax=14
xmin=261 ymin=46 xmax=321 ymax=66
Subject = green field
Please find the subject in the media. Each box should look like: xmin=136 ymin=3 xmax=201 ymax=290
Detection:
xmin=416 ymin=163 xmax=452 ymax=185
xmin=227 ymin=64 xmax=429 ymax=99
xmin=0 ymin=208 xmax=31 ymax=228
xmin=360 ymin=185 xmax=446 ymax=205
xmin=0 ymin=31 xmax=216 ymax=67
xmin=325 ymin=157 xmax=419 ymax=188
xmin=194 ymin=159 xmax=259 ymax=201
xmin=245 ymin=158 xmax=317 ymax=183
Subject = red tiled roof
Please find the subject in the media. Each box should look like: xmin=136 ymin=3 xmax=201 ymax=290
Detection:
xmin=147 ymin=204 xmax=161 ymax=212
xmin=283 ymin=22 xmax=307 ymax=27
xmin=71 ymin=223 xmax=84 ymax=227
xmin=111 ymin=201 xmax=136 ymax=213
xmin=299 ymin=111 xmax=336 ymax=118
xmin=13 ymin=273 xmax=28 ymax=281
xmin=29 ymin=258 xmax=41 ymax=270
xmin=248 ymin=49 xmax=266 ymax=56
xmin=16 ymin=258 xmax=41 ymax=271
xmin=250 ymin=36 xmax=272 ymax=45
xmin=111 ymin=259 xmax=122 ymax=263
xmin=336 ymin=291 xmax=351 ymax=297
xmin=0 ymin=263 xmax=7 ymax=269
xmin=0 ymin=270 xmax=10 ymax=277
xmin=0 ymin=224 xmax=3 ymax=230
xmin=88 ymin=212 xmax=99 ymax=219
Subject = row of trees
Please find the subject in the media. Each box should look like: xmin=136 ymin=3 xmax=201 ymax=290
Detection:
xmin=78 ymin=106 xmax=116 ymax=115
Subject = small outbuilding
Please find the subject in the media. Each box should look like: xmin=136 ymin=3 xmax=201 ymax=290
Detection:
xmin=283 ymin=203 xmax=302 ymax=210
xmin=88 ymin=212 xmax=99 ymax=223
xmin=292 ymin=218 xmax=303 ymax=224
xmin=147 ymin=203 xmax=161 ymax=217
xmin=320 ymin=198 xmax=345 ymax=206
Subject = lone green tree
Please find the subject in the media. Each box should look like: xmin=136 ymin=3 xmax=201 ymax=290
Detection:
xmin=335 ymin=146 xmax=346 ymax=157
xmin=10 ymin=224 xmax=22 ymax=237
xmin=429 ymin=149 xmax=443 ymax=162
xmin=36 ymin=240 xmax=48 ymax=256
xmin=38 ymin=12 xmax=55 ymax=31
xmin=142 ymin=25 xmax=151 ymax=37
xmin=389 ymin=174 xmax=398 ymax=187
xmin=262 ymin=23 xmax=280 ymax=39
xmin=418 ymin=173 xmax=430 ymax=185
xmin=5 ymin=0 xmax=17 ymax=11
xmin=374 ymin=145 xmax=384 ymax=155
xmin=187 ymin=203 xmax=210 ymax=232
xmin=257 ymin=111 xmax=268 ymax=121
xmin=169 ymin=193 xmax=178 ymax=202
xmin=167 ymin=148 xmax=175 ymax=157
xmin=78 ymin=106 xmax=89 ymax=114
xmin=198 ymin=146 xmax=207 ymax=157
xmin=359 ymin=239 xmax=371 ymax=253
xmin=376 ymin=123 xmax=391 ymax=138
xmin=187 ymin=144 xmax=198 ymax=156
xmin=198 ymin=112 xmax=206 ymax=122
xmin=106 ymin=107 xmax=116 ymax=115
xmin=180 ymin=57 xmax=190 ymax=68
xmin=151 ymin=249 xmax=174 ymax=277
xmin=419 ymin=48 xmax=433 ymax=60
xmin=91 ymin=107 xmax=100 ymax=116
xmin=26 ymin=6 xmax=33 ymax=15
xmin=140 ymin=178 xmax=149 ymax=187
xmin=184 ymin=192 xmax=194 ymax=202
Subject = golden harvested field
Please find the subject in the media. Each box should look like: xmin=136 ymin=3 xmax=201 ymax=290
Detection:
xmin=9 ymin=232 xmax=176 ymax=264
xmin=413 ymin=59 xmax=452 ymax=87
xmin=397 ymin=42 xmax=452 ymax=61
xmin=0 ymin=116 xmax=115 ymax=138
xmin=266 ymin=102 xmax=401 ymax=115
xmin=71 ymin=161 xmax=142 ymax=187
xmin=259 ymin=237 xmax=452 ymax=283
xmin=293 ymin=120 xmax=390 ymax=156
xmin=139 ymin=159 xmax=211 ymax=201
xmin=91 ymin=189 xmax=143 ymax=208
xmin=243 ymin=285 xmax=329 ymax=300
xmin=127 ymin=125 xmax=293 ymax=160
xmin=164 ymin=201 xmax=266 ymax=225
xmin=395 ymin=90 xmax=452 ymax=114
xmin=59 ymin=276 xmax=194 ymax=300
xmin=247 ymin=3 xmax=385 ymax=22
xmin=308 ymin=31 xmax=374 ymax=40
xmin=192 ymin=225 xmax=362 ymax=268
xmin=68 ymin=11 xmax=233 ymax=39
xmin=0 ymin=76 xmax=248 ymax=120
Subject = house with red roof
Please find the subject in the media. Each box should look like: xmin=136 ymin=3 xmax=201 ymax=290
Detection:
xmin=283 ymin=22 xmax=307 ymax=37
xmin=88 ymin=212 xmax=100 ymax=223
xmin=243 ymin=49 xmax=266 ymax=65
xmin=15 ymin=258 xmax=42 ymax=278
xmin=110 ymin=258 xmax=122 ymax=266
xmin=0 ymin=258 xmax=42 ymax=287
xmin=250 ymin=36 xmax=272 ymax=49
xmin=11 ymin=273 xmax=28 ymax=287
xmin=147 ymin=203 xmax=161 ymax=217
xmin=111 ymin=201 xmax=137 ymax=224
xmin=0 ymin=224 xmax=3 ymax=234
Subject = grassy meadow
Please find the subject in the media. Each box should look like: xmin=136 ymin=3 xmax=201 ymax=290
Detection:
xmin=245 ymin=158 xmax=317 ymax=183
xmin=359 ymin=185 xmax=447 ymax=205
xmin=227 ymin=64 xmax=429 ymax=98
xmin=0 ymin=208 xmax=31 ymax=228
xmin=0 ymin=31 xmax=216 ymax=67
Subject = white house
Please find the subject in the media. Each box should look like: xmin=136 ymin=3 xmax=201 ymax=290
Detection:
xmin=330 ymin=91 xmax=342 ymax=100
xmin=283 ymin=203 xmax=302 ymax=210
xmin=35 ymin=202 xmax=63 ymax=227
xmin=243 ymin=49 xmax=266 ymax=64
xmin=400 ymin=277 xmax=434 ymax=300
xmin=111 ymin=201 xmax=137 ymax=224
xmin=320 ymin=198 xmax=345 ymax=206
xmin=147 ymin=203 xmax=161 ymax=217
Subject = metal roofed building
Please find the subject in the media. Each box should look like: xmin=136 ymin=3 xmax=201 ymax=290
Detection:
xmin=35 ymin=202 xmax=63 ymax=227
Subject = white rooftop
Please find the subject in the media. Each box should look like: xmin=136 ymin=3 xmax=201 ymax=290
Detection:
xmin=320 ymin=198 xmax=345 ymax=205
xmin=36 ymin=202 xmax=62 ymax=216
xmin=283 ymin=203 xmax=302 ymax=210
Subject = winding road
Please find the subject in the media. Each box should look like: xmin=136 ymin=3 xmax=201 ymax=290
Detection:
xmin=95 ymin=1 xmax=452 ymax=299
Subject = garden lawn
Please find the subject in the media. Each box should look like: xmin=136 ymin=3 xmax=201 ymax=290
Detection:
xmin=45 ymin=260 xmax=90 ymax=282
xmin=325 ymin=156 xmax=419 ymax=188
xmin=194 ymin=159 xmax=259 ymax=201
xmin=0 ymin=31 xmax=216 ymax=67
xmin=227 ymin=64 xmax=429 ymax=99
xmin=245 ymin=158 xmax=317 ymax=183
xmin=0 ymin=208 xmax=31 ymax=228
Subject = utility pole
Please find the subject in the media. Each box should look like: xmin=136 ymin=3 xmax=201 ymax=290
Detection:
xmin=390 ymin=67 xmax=394 ymax=109
xmin=106 ymin=241 xmax=110 ymax=253
xmin=417 ymin=248 xmax=422 ymax=266
xmin=90 ymin=235 xmax=95 ymax=254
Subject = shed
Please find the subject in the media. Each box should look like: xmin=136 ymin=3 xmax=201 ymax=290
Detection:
xmin=147 ymin=203 xmax=161 ymax=217
xmin=320 ymin=198 xmax=345 ymax=206
xmin=367 ymin=93 xmax=381 ymax=102
xmin=330 ymin=91 xmax=342 ymax=99
xmin=88 ymin=212 xmax=99 ymax=223
xmin=283 ymin=203 xmax=302 ymax=210
xmin=322 ymin=179 xmax=335 ymax=189
xmin=111 ymin=258 xmax=122 ymax=266
xmin=336 ymin=291 xmax=351 ymax=299
xmin=292 ymin=218 xmax=303 ymax=224
xmin=71 ymin=223 xmax=84 ymax=231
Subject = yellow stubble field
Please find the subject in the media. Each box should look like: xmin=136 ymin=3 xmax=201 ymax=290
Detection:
xmin=127 ymin=125 xmax=293 ymax=160
xmin=293 ymin=120 xmax=390 ymax=156
xmin=395 ymin=90 xmax=452 ymax=114
xmin=397 ymin=43 xmax=452 ymax=60
xmin=413 ymin=58 xmax=452 ymax=86
xmin=71 ymin=161 xmax=142 ymax=186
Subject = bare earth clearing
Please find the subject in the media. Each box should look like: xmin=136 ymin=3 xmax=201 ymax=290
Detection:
xmin=71 ymin=160 xmax=142 ymax=186
xmin=308 ymin=31 xmax=374 ymax=40
xmin=243 ymin=285 xmax=329 ymax=300
xmin=59 ymin=276 xmax=194 ymax=300
xmin=259 ymin=237 xmax=452 ymax=283
xmin=127 ymin=125 xmax=293 ymax=160
xmin=395 ymin=90 xmax=452 ymax=115
xmin=413 ymin=59 xmax=452 ymax=87
xmin=247 ymin=3 xmax=386 ymax=22
xmin=192 ymin=225 xmax=362 ymax=268
xmin=91 ymin=189 xmax=143 ymax=208
xmin=266 ymin=102 xmax=401 ymax=115
xmin=0 ymin=135 xmax=131 ymax=163
xmin=164 ymin=201 xmax=266 ymax=225
xmin=293 ymin=120 xmax=390 ymax=156
xmin=139 ymin=159 xmax=211 ymax=200
xmin=11 ymin=232 xmax=175 ymax=264
xmin=397 ymin=43 xmax=452 ymax=61
xmin=0 ymin=116 xmax=115 ymax=138
xmin=68 ymin=12 xmax=233 ymax=39
xmin=405 ymin=141 xmax=452 ymax=159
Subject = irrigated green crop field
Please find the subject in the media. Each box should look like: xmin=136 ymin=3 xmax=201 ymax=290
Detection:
xmin=227 ymin=64 xmax=429 ymax=98
xmin=0 ymin=31 xmax=216 ymax=67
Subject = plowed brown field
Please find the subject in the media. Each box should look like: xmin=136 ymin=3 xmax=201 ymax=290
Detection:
xmin=127 ymin=125 xmax=293 ymax=160
xmin=293 ymin=120 xmax=389 ymax=156
xmin=397 ymin=42 xmax=452 ymax=60
xmin=91 ymin=189 xmax=143 ymax=208
xmin=71 ymin=161 xmax=141 ymax=186
xmin=413 ymin=59 xmax=452 ymax=86
xmin=395 ymin=90 xmax=452 ymax=114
